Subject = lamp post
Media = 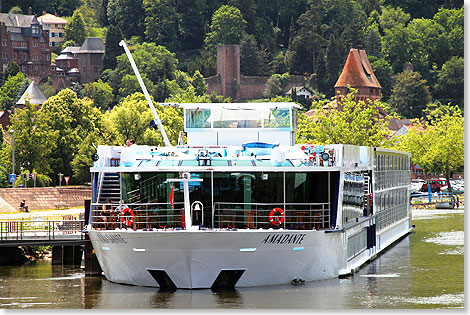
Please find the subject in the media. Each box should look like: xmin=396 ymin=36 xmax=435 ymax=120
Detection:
xmin=8 ymin=129 xmax=17 ymax=189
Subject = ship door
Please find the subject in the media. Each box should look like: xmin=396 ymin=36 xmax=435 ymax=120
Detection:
xmin=191 ymin=201 xmax=204 ymax=227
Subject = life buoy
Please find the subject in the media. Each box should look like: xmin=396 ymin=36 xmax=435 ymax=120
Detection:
xmin=269 ymin=207 xmax=285 ymax=226
xmin=120 ymin=207 xmax=135 ymax=226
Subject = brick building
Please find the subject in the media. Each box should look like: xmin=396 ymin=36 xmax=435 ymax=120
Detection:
xmin=0 ymin=12 xmax=51 ymax=83
xmin=206 ymin=44 xmax=306 ymax=100
xmin=334 ymin=47 xmax=381 ymax=103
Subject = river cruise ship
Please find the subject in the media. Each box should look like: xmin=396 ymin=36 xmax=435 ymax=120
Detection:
xmin=86 ymin=101 xmax=413 ymax=290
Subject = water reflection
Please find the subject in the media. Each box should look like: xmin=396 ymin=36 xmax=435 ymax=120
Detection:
xmin=0 ymin=209 xmax=464 ymax=309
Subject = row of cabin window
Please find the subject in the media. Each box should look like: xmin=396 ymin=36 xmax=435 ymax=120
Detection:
xmin=375 ymin=188 xmax=408 ymax=230
xmin=375 ymin=153 xmax=410 ymax=172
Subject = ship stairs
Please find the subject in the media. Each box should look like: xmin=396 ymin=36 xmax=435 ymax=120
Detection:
xmin=98 ymin=173 xmax=121 ymax=204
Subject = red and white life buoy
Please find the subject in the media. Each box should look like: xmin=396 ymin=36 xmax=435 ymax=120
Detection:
xmin=269 ymin=207 xmax=285 ymax=226
xmin=120 ymin=207 xmax=135 ymax=226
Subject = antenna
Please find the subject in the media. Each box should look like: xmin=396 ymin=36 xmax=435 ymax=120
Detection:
xmin=119 ymin=40 xmax=171 ymax=147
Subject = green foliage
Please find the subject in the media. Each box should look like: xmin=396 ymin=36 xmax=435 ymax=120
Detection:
xmin=0 ymin=72 xmax=27 ymax=111
xmin=191 ymin=70 xmax=207 ymax=96
xmin=9 ymin=101 xmax=58 ymax=174
xmin=393 ymin=104 xmax=464 ymax=189
xmin=369 ymin=56 xmax=393 ymax=101
xmin=40 ymin=89 xmax=103 ymax=184
xmin=389 ymin=71 xmax=431 ymax=118
xmin=143 ymin=0 xmax=181 ymax=51
xmin=434 ymin=56 xmax=464 ymax=110
xmin=166 ymin=86 xmax=211 ymax=104
xmin=64 ymin=10 xmax=88 ymax=46
xmin=103 ymin=24 xmax=122 ymax=70
xmin=83 ymin=79 xmax=114 ymax=111
xmin=71 ymin=133 xmax=101 ymax=183
xmin=379 ymin=5 xmax=411 ymax=31
xmin=9 ymin=6 xmax=23 ymax=14
xmin=296 ymin=89 xmax=395 ymax=146
xmin=39 ymin=80 xmax=57 ymax=99
xmin=116 ymin=42 xmax=178 ymax=83
xmin=263 ymin=73 xmax=290 ymax=98
xmin=204 ymin=5 xmax=247 ymax=54
xmin=105 ymin=92 xmax=183 ymax=146
xmin=3 ymin=61 xmax=21 ymax=82
xmin=107 ymin=0 xmax=145 ymax=39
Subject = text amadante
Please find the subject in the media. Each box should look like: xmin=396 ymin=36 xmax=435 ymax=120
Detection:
xmin=261 ymin=233 xmax=306 ymax=245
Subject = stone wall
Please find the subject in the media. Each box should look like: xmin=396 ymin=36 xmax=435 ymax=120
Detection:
xmin=0 ymin=186 xmax=91 ymax=212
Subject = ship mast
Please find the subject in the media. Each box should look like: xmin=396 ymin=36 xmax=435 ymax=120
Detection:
xmin=119 ymin=40 xmax=171 ymax=147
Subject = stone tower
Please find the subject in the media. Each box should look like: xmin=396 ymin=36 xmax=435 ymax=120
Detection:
xmin=217 ymin=44 xmax=240 ymax=99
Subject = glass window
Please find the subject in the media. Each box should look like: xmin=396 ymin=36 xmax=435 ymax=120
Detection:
xmin=185 ymin=109 xmax=211 ymax=128
xmin=212 ymin=107 xmax=263 ymax=128
xmin=264 ymin=108 xmax=290 ymax=128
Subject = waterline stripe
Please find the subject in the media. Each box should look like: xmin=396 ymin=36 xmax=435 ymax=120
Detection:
xmin=102 ymin=247 xmax=110 ymax=251
xmin=240 ymin=248 xmax=256 ymax=252
xmin=292 ymin=247 xmax=304 ymax=251
xmin=133 ymin=248 xmax=146 ymax=252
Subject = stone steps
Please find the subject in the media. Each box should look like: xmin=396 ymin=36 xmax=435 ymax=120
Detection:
xmin=0 ymin=186 xmax=91 ymax=212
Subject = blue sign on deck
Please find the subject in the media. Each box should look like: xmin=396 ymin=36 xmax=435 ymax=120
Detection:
xmin=9 ymin=174 xmax=16 ymax=183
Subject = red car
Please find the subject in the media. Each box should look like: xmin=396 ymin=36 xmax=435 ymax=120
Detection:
xmin=421 ymin=178 xmax=447 ymax=192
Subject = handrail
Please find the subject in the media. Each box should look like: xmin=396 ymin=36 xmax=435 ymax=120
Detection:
xmin=0 ymin=220 xmax=85 ymax=242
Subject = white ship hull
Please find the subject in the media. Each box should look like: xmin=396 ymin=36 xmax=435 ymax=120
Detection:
xmin=88 ymin=218 xmax=412 ymax=289
xmin=89 ymin=229 xmax=347 ymax=289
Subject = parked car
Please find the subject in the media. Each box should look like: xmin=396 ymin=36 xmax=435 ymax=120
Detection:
xmin=411 ymin=179 xmax=425 ymax=192
xmin=421 ymin=178 xmax=447 ymax=193
xmin=441 ymin=184 xmax=464 ymax=194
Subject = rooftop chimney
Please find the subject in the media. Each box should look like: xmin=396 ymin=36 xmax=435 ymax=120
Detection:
xmin=28 ymin=7 xmax=32 ymax=15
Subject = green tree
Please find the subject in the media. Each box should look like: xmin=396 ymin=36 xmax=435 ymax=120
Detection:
xmin=240 ymin=34 xmax=260 ymax=76
xmin=105 ymin=92 xmax=183 ymax=146
xmin=102 ymin=24 xmax=122 ymax=70
xmin=393 ymin=105 xmax=464 ymax=192
xmin=389 ymin=71 xmax=431 ymax=118
xmin=379 ymin=5 xmax=410 ymax=31
xmin=204 ymin=5 xmax=247 ymax=54
xmin=71 ymin=132 xmax=102 ymax=183
xmin=143 ymin=0 xmax=181 ymax=51
xmin=116 ymin=42 xmax=178 ymax=84
xmin=296 ymin=89 xmax=395 ymax=146
xmin=107 ymin=0 xmax=145 ymax=39
xmin=83 ymin=79 xmax=114 ymax=111
xmin=191 ymin=70 xmax=207 ymax=96
xmin=9 ymin=101 xmax=58 ymax=175
xmin=434 ymin=56 xmax=464 ymax=110
xmin=369 ymin=57 xmax=393 ymax=101
xmin=64 ymin=10 xmax=88 ymax=46
xmin=263 ymin=73 xmax=290 ymax=98
xmin=41 ymin=89 xmax=103 ymax=184
xmin=0 ymin=72 xmax=27 ymax=111
xmin=3 ymin=61 xmax=21 ymax=82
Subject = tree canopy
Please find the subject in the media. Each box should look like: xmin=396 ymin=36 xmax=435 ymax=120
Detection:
xmin=393 ymin=104 xmax=464 ymax=191
xmin=64 ymin=10 xmax=88 ymax=46
xmin=296 ymin=90 xmax=395 ymax=146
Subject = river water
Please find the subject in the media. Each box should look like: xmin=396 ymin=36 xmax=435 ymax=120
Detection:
xmin=0 ymin=208 xmax=464 ymax=309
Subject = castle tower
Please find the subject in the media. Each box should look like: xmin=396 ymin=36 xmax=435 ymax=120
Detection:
xmin=334 ymin=47 xmax=381 ymax=103
xmin=217 ymin=44 xmax=240 ymax=99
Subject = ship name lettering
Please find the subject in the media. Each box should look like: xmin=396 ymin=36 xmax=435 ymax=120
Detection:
xmin=97 ymin=233 xmax=127 ymax=244
xmin=261 ymin=233 xmax=306 ymax=245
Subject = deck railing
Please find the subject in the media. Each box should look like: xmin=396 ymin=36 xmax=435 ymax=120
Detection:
xmin=90 ymin=201 xmax=331 ymax=230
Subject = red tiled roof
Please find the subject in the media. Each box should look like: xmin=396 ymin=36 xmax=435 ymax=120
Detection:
xmin=335 ymin=48 xmax=381 ymax=89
